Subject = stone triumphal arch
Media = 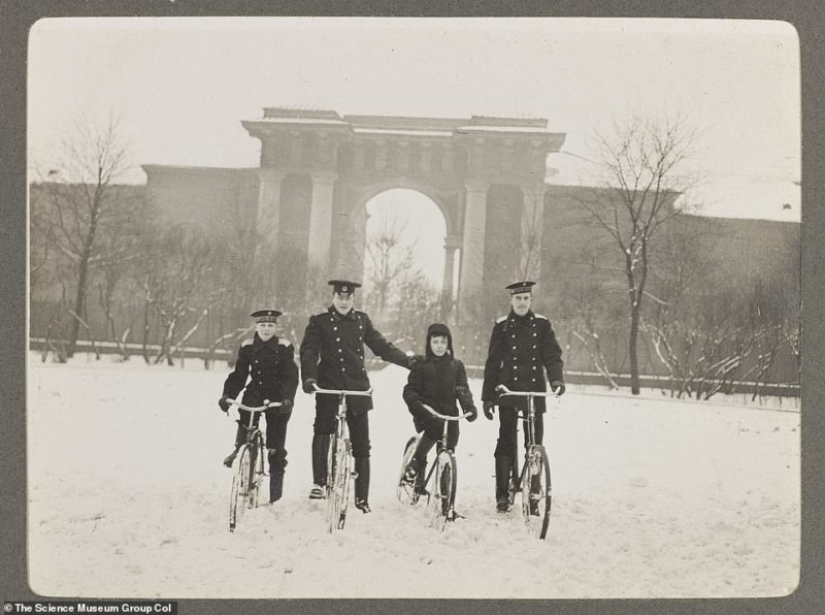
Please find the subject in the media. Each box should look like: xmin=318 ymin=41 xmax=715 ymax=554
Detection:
xmin=243 ymin=108 xmax=565 ymax=306
xmin=144 ymin=107 xmax=566 ymax=312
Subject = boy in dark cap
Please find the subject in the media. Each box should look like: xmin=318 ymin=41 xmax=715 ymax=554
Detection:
xmin=402 ymin=323 xmax=478 ymax=494
xmin=219 ymin=309 xmax=299 ymax=503
xmin=300 ymin=279 xmax=419 ymax=513
xmin=481 ymin=281 xmax=565 ymax=513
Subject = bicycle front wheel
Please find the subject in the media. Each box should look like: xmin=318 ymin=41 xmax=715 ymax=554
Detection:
xmin=247 ymin=434 xmax=267 ymax=509
xmin=427 ymin=452 xmax=456 ymax=531
xmin=521 ymin=445 xmax=552 ymax=539
xmin=229 ymin=445 xmax=253 ymax=533
xmin=396 ymin=435 xmax=421 ymax=505
xmin=326 ymin=439 xmax=352 ymax=533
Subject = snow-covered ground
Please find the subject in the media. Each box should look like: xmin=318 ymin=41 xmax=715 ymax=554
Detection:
xmin=26 ymin=355 xmax=800 ymax=599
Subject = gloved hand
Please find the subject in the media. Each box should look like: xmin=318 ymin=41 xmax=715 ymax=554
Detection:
xmin=409 ymin=401 xmax=426 ymax=418
xmin=407 ymin=354 xmax=426 ymax=369
xmin=302 ymin=378 xmax=318 ymax=394
xmin=218 ymin=397 xmax=230 ymax=413
xmin=465 ymin=406 xmax=478 ymax=423
xmin=279 ymin=399 xmax=294 ymax=416
xmin=482 ymin=400 xmax=496 ymax=420
xmin=550 ymin=381 xmax=566 ymax=396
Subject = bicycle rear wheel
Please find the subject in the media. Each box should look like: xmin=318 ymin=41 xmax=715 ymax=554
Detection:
xmin=521 ymin=445 xmax=551 ymax=539
xmin=427 ymin=452 xmax=456 ymax=531
xmin=396 ymin=435 xmax=421 ymax=505
xmin=326 ymin=438 xmax=352 ymax=533
xmin=229 ymin=445 xmax=252 ymax=533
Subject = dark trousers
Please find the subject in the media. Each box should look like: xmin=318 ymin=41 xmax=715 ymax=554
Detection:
xmin=236 ymin=408 xmax=290 ymax=471
xmin=313 ymin=406 xmax=371 ymax=458
xmin=494 ymin=406 xmax=544 ymax=460
xmin=413 ymin=413 xmax=459 ymax=452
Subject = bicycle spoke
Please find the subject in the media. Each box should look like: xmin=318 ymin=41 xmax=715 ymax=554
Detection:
xmin=521 ymin=447 xmax=551 ymax=539
xmin=229 ymin=446 xmax=252 ymax=533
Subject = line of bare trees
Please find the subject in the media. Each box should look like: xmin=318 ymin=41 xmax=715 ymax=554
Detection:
xmin=29 ymin=109 xmax=800 ymax=400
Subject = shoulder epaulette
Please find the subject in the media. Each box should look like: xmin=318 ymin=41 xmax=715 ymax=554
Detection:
xmin=534 ymin=313 xmax=549 ymax=320
xmin=496 ymin=315 xmax=508 ymax=324
xmin=241 ymin=338 xmax=254 ymax=347
xmin=278 ymin=338 xmax=292 ymax=347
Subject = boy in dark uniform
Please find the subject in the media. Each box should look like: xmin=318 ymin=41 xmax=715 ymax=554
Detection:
xmin=219 ymin=309 xmax=299 ymax=504
xmin=481 ymin=282 xmax=566 ymax=513
xmin=300 ymin=280 xmax=417 ymax=513
xmin=402 ymin=323 xmax=478 ymax=493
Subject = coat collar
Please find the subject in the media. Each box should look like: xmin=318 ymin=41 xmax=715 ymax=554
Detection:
xmin=507 ymin=309 xmax=535 ymax=325
xmin=328 ymin=305 xmax=358 ymax=321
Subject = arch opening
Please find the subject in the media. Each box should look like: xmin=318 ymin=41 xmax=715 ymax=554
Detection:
xmin=361 ymin=188 xmax=452 ymax=343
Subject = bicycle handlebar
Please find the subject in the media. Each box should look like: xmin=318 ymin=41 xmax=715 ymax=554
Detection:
xmin=311 ymin=385 xmax=374 ymax=397
xmin=420 ymin=403 xmax=474 ymax=422
xmin=223 ymin=398 xmax=283 ymax=413
xmin=495 ymin=384 xmax=560 ymax=399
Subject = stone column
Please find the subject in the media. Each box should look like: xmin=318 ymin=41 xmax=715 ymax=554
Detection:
xmin=520 ymin=184 xmax=547 ymax=282
xmin=459 ymin=181 xmax=489 ymax=305
xmin=256 ymin=168 xmax=284 ymax=232
xmin=307 ymin=173 xmax=337 ymax=273
xmin=441 ymin=235 xmax=461 ymax=318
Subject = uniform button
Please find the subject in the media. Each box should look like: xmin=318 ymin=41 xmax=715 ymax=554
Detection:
xmin=336 ymin=337 xmax=341 ymax=341
xmin=333 ymin=326 xmax=338 ymax=331
xmin=533 ymin=333 xmax=537 ymax=337
xmin=513 ymin=366 xmax=518 ymax=370
xmin=512 ymin=346 xmax=517 ymax=350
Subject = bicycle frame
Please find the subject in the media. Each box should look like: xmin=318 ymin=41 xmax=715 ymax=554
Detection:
xmin=311 ymin=385 xmax=373 ymax=532
xmin=408 ymin=404 xmax=472 ymax=527
xmin=224 ymin=399 xmax=282 ymax=532
xmin=495 ymin=384 xmax=557 ymax=539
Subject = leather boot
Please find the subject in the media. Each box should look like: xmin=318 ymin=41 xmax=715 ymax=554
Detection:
xmin=223 ymin=424 xmax=247 ymax=467
xmin=269 ymin=472 xmax=284 ymax=503
xmin=354 ymin=456 xmax=371 ymax=513
xmin=495 ymin=455 xmax=514 ymax=513
xmin=311 ymin=434 xmax=331 ymax=487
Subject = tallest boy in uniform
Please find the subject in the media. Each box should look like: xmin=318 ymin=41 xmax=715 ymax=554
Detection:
xmin=300 ymin=279 xmax=417 ymax=513
xmin=482 ymin=281 xmax=566 ymax=513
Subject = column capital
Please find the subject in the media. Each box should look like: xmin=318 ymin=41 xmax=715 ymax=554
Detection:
xmin=522 ymin=182 xmax=548 ymax=199
xmin=311 ymin=172 xmax=338 ymax=185
xmin=464 ymin=179 xmax=489 ymax=194
xmin=258 ymin=167 xmax=285 ymax=182
xmin=444 ymin=235 xmax=463 ymax=250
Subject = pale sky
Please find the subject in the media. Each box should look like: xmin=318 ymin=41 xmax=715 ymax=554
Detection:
xmin=27 ymin=17 xmax=801 ymax=285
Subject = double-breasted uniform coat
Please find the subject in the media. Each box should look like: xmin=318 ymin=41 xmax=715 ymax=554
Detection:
xmin=300 ymin=305 xmax=412 ymax=503
xmin=222 ymin=333 xmax=299 ymax=472
xmin=482 ymin=309 xmax=563 ymax=459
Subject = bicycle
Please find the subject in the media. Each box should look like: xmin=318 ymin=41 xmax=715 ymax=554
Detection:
xmin=396 ymin=404 xmax=473 ymax=531
xmin=311 ymin=385 xmax=373 ymax=533
xmin=495 ymin=384 xmax=558 ymax=540
xmin=223 ymin=398 xmax=282 ymax=533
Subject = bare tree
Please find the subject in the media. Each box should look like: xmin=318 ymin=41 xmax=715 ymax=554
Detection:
xmin=33 ymin=111 xmax=133 ymax=358
xmin=578 ymin=113 xmax=698 ymax=394
xmin=133 ymin=225 xmax=228 ymax=365
xmin=364 ymin=205 xmax=418 ymax=317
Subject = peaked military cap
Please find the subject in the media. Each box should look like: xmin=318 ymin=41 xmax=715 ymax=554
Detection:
xmin=250 ymin=309 xmax=282 ymax=323
xmin=328 ymin=279 xmax=362 ymax=294
xmin=505 ymin=281 xmax=536 ymax=295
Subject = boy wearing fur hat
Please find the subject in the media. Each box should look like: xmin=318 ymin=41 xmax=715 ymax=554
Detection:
xmin=218 ymin=309 xmax=299 ymax=504
xmin=402 ymin=323 xmax=478 ymax=492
